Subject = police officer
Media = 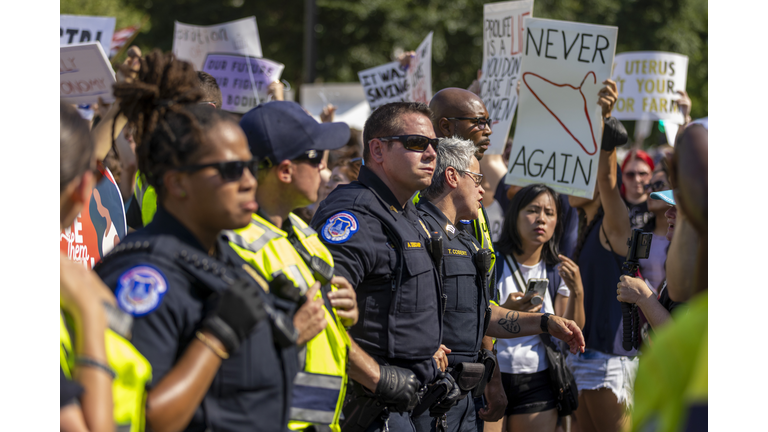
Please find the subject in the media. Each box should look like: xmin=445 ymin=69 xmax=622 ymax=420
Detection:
xmin=312 ymin=102 xmax=450 ymax=431
xmin=414 ymin=137 xmax=588 ymax=432
xmin=95 ymin=51 xmax=297 ymax=432
xmin=226 ymin=101 xmax=398 ymax=432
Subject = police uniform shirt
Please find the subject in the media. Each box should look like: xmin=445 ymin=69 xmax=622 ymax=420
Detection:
xmin=310 ymin=165 xmax=443 ymax=385
xmin=94 ymin=206 xmax=297 ymax=432
xmin=417 ymin=199 xmax=489 ymax=366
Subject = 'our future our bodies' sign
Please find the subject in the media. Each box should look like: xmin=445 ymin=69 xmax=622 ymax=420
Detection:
xmin=173 ymin=17 xmax=263 ymax=71
xmin=358 ymin=32 xmax=433 ymax=110
xmin=203 ymin=53 xmax=284 ymax=113
xmin=479 ymin=0 xmax=534 ymax=155
xmin=506 ymin=18 xmax=617 ymax=199
xmin=610 ymin=51 xmax=689 ymax=124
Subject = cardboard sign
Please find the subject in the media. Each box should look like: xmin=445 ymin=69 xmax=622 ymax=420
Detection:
xmin=61 ymin=43 xmax=116 ymax=105
xmin=173 ymin=17 xmax=263 ymax=70
xmin=61 ymin=14 xmax=116 ymax=56
xmin=610 ymin=51 xmax=689 ymax=124
xmin=300 ymin=83 xmax=371 ymax=130
xmin=202 ymin=53 xmax=284 ymax=113
xmin=506 ymin=18 xmax=618 ymax=199
xmin=480 ymin=0 xmax=534 ymax=155
xmin=60 ymin=169 xmax=127 ymax=269
xmin=358 ymin=32 xmax=433 ymax=110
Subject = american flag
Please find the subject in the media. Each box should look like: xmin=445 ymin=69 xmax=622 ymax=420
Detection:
xmin=110 ymin=25 xmax=139 ymax=58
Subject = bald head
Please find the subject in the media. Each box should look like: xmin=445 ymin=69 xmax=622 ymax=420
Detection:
xmin=429 ymin=88 xmax=492 ymax=159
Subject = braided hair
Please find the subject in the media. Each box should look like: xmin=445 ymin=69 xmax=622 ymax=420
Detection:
xmin=112 ymin=49 xmax=235 ymax=196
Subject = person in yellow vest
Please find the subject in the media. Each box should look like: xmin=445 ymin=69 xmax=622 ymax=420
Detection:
xmin=60 ymin=101 xmax=152 ymax=432
xmin=232 ymin=101 xmax=417 ymax=432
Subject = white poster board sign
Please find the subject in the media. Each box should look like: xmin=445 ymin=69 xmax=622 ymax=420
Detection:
xmin=610 ymin=51 xmax=689 ymax=124
xmin=61 ymin=43 xmax=116 ymax=105
xmin=506 ymin=18 xmax=618 ymax=199
xmin=173 ymin=17 xmax=263 ymax=70
xmin=358 ymin=32 xmax=433 ymax=110
xmin=61 ymin=15 xmax=116 ymax=56
xmin=480 ymin=0 xmax=534 ymax=155
xmin=300 ymin=83 xmax=371 ymax=130
xmin=202 ymin=53 xmax=284 ymax=113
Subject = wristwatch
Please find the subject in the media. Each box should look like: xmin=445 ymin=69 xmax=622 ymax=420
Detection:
xmin=540 ymin=313 xmax=552 ymax=334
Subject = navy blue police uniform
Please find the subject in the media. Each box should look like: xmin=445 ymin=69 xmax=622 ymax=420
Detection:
xmin=414 ymin=200 xmax=491 ymax=432
xmin=94 ymin=206 xmax=298 ymax=432
xmin=311 ymin=165 xmax=444 ymax=431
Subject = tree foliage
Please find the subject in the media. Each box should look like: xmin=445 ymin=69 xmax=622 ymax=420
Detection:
xmin=61 ymin=0 xmax=707 ymax=122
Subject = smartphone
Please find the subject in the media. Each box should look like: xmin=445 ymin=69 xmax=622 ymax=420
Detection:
xmin=526 ymin=278 xmax=549 ymax=305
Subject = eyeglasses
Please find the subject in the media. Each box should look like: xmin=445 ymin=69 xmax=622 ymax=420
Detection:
xmin=376 ymin=135 xmax=439 ymax=152
xmin=177 ymin=159 xmax=258 ymax=182
xmin=458 ymin=169 xmax=483 ymax=186
xmin=644 ymin=180 xmax=668 ymax=193
xmin=292 ymin=150 xmax=324 ymax=167
xmin=623 ymin=170 xmax=651 ymax=179
xmin=445 ymin=117 xmax=493 ymax=130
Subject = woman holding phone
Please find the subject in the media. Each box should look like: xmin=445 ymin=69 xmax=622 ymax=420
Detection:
xmin=492 ymin=184 xmax=585 ymax=432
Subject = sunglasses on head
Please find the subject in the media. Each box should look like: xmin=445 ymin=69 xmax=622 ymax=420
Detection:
xmin=292 ymin=149 xmax=324 ymax=167
xmin=376 ymin=135 xmax=439 ymax=152
xmin=644 ymin=180 xmax=668 ymax=192
xmin=177 ymin=159 xmax=259 ymax=182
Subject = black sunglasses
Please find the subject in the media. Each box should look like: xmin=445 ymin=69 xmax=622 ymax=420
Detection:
xmin=644 ymin=180 xmax=668 ymax=192
xmin=376 ymin=135 xmax=439 ymax=152
xmin=292 ymin=149 xmax=324 ymax=167
xmin=177 ymin=159 xmax=258 ymax=182
xmin=445 ymin=116 xmax=493 ymax=130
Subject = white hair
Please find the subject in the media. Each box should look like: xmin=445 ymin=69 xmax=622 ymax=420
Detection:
xmin=421 ymin=136 xmax=476 ymax=200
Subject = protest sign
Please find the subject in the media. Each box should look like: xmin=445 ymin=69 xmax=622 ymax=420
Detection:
xmin=173 ymin=17 xmax=263 ymax=70
xmin=60 ymin=169 xmax=127 ymax=269
xmin=61 ymin=43 xmax=116 ymax=105
xmin=358 ymin=32 xmax=433 ymax=110
xmin=479 ymin=0 xmax=534 ymax=155
xmin=506 ymin=18 xmax=618 ymax=199
xmin=202 ymin=53 xmax=284 ymax=113
xmin=300 ymin=83 xmax=371 ymax=130
xmin=610 ymin=51 xmax=689 ymax=124
xmin=61 ymin=14 xmax=116 ymax=56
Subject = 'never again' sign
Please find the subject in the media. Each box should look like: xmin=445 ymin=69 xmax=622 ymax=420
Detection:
xmin=506 ymin=17 xmax=617 ymax=199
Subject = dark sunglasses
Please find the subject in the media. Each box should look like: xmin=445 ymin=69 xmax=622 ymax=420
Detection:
xmin=292 ymin=149 xmax=324 ymax=167
xmin=445 ymin=116 xmax=493 ymax=130
xmin=376 ymin=135 xmax=439 ymax=152
xmin=644 ymin=180 xmax=668 ymax=192
xmin=623 ymin=170 xmax=651 ymax=178
xmin=177 ymin=159 xmax=258 ymax=182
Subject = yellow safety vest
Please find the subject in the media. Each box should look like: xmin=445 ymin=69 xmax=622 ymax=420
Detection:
xmin=133 ymin=171 xmax=157 ymax=228
xmin=631 ymin=292 xmax=708 ymax=432
xmin=225 ymin=213 xmax=350 ymax=432
xmin=60 ymin=310 xmax=152 ymax=432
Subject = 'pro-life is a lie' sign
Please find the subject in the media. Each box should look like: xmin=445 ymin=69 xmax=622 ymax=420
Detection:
xmin=480 ymin=0 xmax=534 ymax=155
xmin=610 ymin=51 xmax=689 ymax=124
xmin=506 ymin=18 xmax=618 ymax=199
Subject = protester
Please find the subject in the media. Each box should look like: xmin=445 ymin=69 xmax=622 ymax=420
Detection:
xmin=621 ymin=149 xmax=655 ymax=230
xmin=230 ymin=100 xmax=386 ymax=431
xmin=197 ymin=71 xmax=223 ymax=108
xmin=94 ymin=50 xmax=296 ymax=431
xmin=492 ymin=183 xmax=585 ymax=432
xmin=638 ymin=166 xmax=673 ymax=292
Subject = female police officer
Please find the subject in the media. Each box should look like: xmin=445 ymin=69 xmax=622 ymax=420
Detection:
xmin=94 ymin=50 xmax=297 ymax=432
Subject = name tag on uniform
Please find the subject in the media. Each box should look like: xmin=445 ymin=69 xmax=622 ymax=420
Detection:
xmin=404 ymin=241 xmax=423 ymax=249
xmin=444 ymin=248 xmax=469 ymax=256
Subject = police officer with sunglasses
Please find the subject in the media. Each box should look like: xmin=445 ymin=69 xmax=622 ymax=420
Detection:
xmin=312 ymin=102 xmax=448 ymax=432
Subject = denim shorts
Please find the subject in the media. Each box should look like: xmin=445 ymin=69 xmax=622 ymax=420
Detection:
xmin=565 ymin=349 xmax=639 ymax=407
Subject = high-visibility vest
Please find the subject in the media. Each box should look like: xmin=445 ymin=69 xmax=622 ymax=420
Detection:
xmin=60 ymin=310 xmax=152 ymax=432
xmin=133 ymin=171 xmax=157 ymax=228
xmin=225 ymin=213 xmax=350 ymax=432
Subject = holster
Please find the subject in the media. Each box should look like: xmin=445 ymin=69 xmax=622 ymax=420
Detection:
xmin=411 ymin=378 xmax=450 ymax=418
xmin=472 ymin=349 xmax=497 ymax=398
xmin=341 ymin=388 xmax=387 ymax=432
xmin=450 ymin=362 xmax=486 ymax=403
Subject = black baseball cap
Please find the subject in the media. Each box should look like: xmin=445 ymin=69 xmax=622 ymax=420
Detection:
xmin=239 ymin=101 xmax=350 ymax=168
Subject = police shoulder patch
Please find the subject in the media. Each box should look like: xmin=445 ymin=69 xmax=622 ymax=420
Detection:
xmin=322 ymin=211 xmax=359 ymax=244
xmin=115 ymin=265 xmax=169 ymax=317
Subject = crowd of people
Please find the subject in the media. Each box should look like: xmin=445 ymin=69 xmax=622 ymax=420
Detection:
xmin=59 ymin=44 xmax=708 ymax=432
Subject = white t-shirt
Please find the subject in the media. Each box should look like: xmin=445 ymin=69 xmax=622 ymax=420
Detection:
xmin=496 ymin=257 xmax=570 ymax=374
